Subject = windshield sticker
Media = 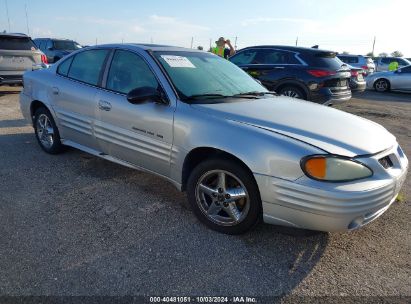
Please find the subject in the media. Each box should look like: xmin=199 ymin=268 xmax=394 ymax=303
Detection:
xmin=161 ymin=55 xmax=196 ymax=68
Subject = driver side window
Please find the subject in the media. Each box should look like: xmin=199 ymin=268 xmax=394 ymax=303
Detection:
xmin=106 ymin=50 xmax=159 ymax=94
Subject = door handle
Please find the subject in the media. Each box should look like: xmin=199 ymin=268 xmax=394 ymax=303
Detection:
xmin=52 ymin=87 xmax=59 ymax=95
xmin=274 ymin=66 xmax=285 ymax=69
xmin=98 ymin=100 xmax=112 ymax=111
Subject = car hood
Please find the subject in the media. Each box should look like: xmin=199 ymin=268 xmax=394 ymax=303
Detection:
xmin=191 ymin=97 xmax=396 ymax=157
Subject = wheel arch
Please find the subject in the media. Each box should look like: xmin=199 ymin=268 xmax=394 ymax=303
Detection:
xmin=181 ymin=147 xmax=256 ymax=191
xmin=373 ymin=77 xmax=391 ymax=91
xmin=274 ymin=80 xmax=309 ymax=100
xmin=30 ymin=100 xmax=49 ymax=125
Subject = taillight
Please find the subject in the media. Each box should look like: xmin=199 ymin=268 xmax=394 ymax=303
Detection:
xmin=41 ymin=54 xmax=48 ymax=64
xmin=361 ymin=65 xmax=368 ymax=70
xmin=307 ymin=70 xmax=336 ymax=77
xmin=351 ymin=70 xmax=358 ymax=77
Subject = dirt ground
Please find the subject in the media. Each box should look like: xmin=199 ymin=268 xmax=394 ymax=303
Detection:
xmin=0 ymin=86 xmax=410 ymax=301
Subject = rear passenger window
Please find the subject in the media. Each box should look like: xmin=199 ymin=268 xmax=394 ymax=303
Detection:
xmin=229 ymin=50 xmax=258 ymax=65
xmin=68 ymin=50 xmax=109 ymax=86
xmin=106 ymin=50 xmax=158 ymax=94
xmin=256 ymin=50 xmax=300 ymax=64
xmin=57 ymin=56 xmax=74 ymax=76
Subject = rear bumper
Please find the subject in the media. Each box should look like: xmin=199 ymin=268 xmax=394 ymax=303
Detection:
xmin=0 ymin=74 xmax=23 ymax=85
xmin=350 ymin=78 xmax=366 ymax=92
xmin=309 ymin=85 xmax=352 ymax=105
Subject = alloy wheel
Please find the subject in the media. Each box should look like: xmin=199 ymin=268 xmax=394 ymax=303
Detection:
xmin=375 ymin=79 xmax=388 ymax=92
xmin=36 ymin=114 xmax=55 ymax=149
xmin=195 ymin=170 xmax=250 ymax=226
xmin=281 ymin=90 xmax=301 ymax=98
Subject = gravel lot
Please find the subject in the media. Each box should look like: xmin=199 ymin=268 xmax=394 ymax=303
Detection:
xmin=0 ymin=86 xmax=410 ymax=301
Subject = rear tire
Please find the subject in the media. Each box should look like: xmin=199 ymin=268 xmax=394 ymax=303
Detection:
xmin=374 ymin=78 xmax=390 ymax=92
xmin=33 ymin=107 xmax=65 ymax=154
xmin=278 ymin=86 xmax=306 ymax=100
xmin=187 ymin=158 xmax=262 ymax=234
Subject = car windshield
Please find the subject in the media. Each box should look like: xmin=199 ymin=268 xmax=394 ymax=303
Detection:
xmin=53 ymin=40 xmax=82 ymax=50
xmin=153 ymin=51 xmax=268 ymax=103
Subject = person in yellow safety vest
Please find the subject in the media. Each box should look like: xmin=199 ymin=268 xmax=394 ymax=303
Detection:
xmin=212 ymin=37 xmax=236 ymax=59
xmin=388 ymin=60 xmax=399 ymax=71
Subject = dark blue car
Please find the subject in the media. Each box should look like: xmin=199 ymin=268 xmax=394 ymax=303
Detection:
xmin=229 ymin=45 xmax=352 ymax=105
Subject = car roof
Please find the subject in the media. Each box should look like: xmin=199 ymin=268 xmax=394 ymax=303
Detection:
xmin=91 ymin=43 xmax=204 ymax=53
xmin=0 ymin=32 xmax=30 ymax=38
xmin=237 ymin=45 xmax=337 ymax=54
xmin=337 ymin=54 xmax=366 ymax=57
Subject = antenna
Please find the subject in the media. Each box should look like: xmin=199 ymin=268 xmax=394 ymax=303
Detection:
xmin=295 ymin=36 xmax=298 ymax=46
xmin=25 ymin=3 xmax=30 ymax=35
xmin=5 ymin=0 xmax=11 ymax=32
xmin=372 ymin=36 xmax=376 ymax=56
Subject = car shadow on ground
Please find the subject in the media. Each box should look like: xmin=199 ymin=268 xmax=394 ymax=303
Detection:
xmin=0 ymin=119 xmax=29 ymax=128
xmin=0 ymin=133 xmax=329 ymax=297
xmin=58 ymin=148 xmax=330 ymax=296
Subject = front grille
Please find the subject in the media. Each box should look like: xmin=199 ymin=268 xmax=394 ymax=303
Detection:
xmin=379 ymin=155 xmax=394 ymax=169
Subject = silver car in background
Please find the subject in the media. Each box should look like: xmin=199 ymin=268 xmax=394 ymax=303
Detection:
xmin=337 ymin=54 xmax=375 ymax=75
xmin=19 ymin=44 xmax=408 ymax=234
xmin=0 ymin=33 xmax=47 ymax=85
xmin=366 ymin=65 xmax=411 ymax=92
xmin=374 ymin=57 xmax=411 ymax=72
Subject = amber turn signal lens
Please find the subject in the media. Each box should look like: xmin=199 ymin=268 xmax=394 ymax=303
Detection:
xmin=304 ymin=157 xmax=326 ymax=179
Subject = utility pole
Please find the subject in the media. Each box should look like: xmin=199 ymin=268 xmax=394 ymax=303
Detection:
xmin=372 ymin=36 xmax=376 ymax=56
xmin=5 ymin=0 xmax=11 ymax=32
xmin=209 ymin=38 xmax=212 ymax=51
xmin=190 ymin=37 xmax=194 ymax=49
xmin=295 ymin=36 xmax=298 ymax=46
xmin=25 ymin=3 xmax=30 ymax=35
xmin=150 ymin=37 xmax=153 ymax=43
xmin=234 ymin=36 xmax=238 ymax=50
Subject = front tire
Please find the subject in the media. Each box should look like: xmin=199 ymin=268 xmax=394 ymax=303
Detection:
xmin=374 ymin=78 xmax=390 ymax=92
xmin=33 ymin=107 xmax=64 ymax=154
xmin=187 ymin=158 xmax=262 ymax=234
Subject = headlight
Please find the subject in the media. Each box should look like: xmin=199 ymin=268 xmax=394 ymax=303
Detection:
xmin=301 ymin=155 xmax=373 ymax=182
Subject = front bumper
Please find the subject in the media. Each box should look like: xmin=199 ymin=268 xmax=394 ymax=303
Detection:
xmin=255 ymin=144 xmax=408 ymax=232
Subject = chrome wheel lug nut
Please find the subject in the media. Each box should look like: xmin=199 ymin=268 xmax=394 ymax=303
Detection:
xmin=218 ymin=188 xmax=223 ymax=193
xmin=225 ymin=194 xmax=230 ymax=199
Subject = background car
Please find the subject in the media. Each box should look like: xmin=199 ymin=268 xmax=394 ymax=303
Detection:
xmin=348 ymin=65 xmax=366 ymax=92
xmin=366 ymin=65 xmax=411 ymax=92
xmin=33 ymin=38 xmax=82 ymax=63
xmin=0 ymin=33 xmax=47 ymax=85
xmin=229 ymin=45 xmax=352 ymax=106
xmin=337 ymin=54 xmax=375 ymax=75
xmin=374 ymin=57 xmax=411 ymax=72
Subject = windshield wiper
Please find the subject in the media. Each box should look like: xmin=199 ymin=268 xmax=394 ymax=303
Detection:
xmin=184 ymin=94 xmax=230 ymax=100
xmin=232 ymin=91 xmax=278 ymax=97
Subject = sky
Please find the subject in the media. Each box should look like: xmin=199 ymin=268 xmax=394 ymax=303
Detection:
xmin=1 ymin=0 xmax=411 ymax=57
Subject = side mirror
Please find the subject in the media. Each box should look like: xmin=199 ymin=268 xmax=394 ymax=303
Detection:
xmin=126 ymin=87 xmax=166 ymax=104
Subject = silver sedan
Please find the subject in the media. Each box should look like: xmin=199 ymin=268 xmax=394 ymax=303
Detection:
xmin=367 ymin=65 xmax=411 ymax=93
xmin=19 ymin=44 xmax=408 ymax=234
